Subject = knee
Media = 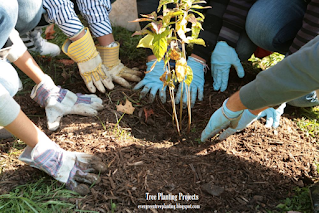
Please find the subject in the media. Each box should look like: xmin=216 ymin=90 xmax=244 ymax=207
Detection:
xmin=0 ymin=1 xmax=19 ymax=33
xmin=0 ymin=62 xmax=20 ymax=97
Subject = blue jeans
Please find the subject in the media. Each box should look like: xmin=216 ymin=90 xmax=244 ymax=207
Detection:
xmin=246 ymin=0 xmax=307 ymax=54
xmin=15 ymin=0 xmax=44 ymax=34
xmin=0 ymin=0 xmax=18 ymax=49
xmin=244 ymin=0 xmax=317 ymax=107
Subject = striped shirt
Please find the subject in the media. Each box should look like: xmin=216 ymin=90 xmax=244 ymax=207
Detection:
xmin=43 ymin=0 xmax=112 ymax=38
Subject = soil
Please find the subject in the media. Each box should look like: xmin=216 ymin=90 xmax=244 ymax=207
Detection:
xmin=1 ymin=54 xmax=319 ymax=213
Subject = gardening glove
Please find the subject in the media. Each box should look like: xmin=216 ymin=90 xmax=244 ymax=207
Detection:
xmin=133 ymin=60 xmax=167 ymax=103
xmin=31 ymin=74 xmax=104 ymax=131
xmin=218 ymin=103 xmax=286 ymax=140
xmin=256 ymin=103 xmax=286 ymax=128
xmin=96 ymin=42 xmax=142 ymax=88
xmin=218 ymin=109 xmax=258 ymax=140
xmin=211 ymin=41 xmax=244 ymax=92
xmin=19 ymin=133 xmax=107 ymax=196
xmin=62 ymin=28 xmax=114 ymax=93
xmin=175 ymin=56 xmax=205 ymax=108
xmin=201 ymin=99 xmax=243 ymax=142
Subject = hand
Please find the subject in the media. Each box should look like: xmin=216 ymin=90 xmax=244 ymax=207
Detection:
xmin=175 ymin=56 xmax=205 ymax=108
xmin=96 ymin=43 xmax=143 ymax=88
xmin=256 ymin=103 xmax=286 ymax=128
xmin=218 ymin=109 xmax=257 ymax=140
xmin=201 ymin=99 xmax=243 ymax=142
xmin=211 ymin=41 xmax=244 ymax=92
xmin=31 ymin=75 xmax=104 ymax=131
xmin=133 ymin=60 xmax=166 ymax=103
xmin=62 ymin=28 xmax=114 ymax=93
xmin=19 ymin=133 xmax=107 ymax=196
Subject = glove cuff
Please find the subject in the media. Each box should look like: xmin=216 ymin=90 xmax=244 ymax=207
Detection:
xmin=222 ymin=99 xmax=243 ymax=119
xmin=96 ymin=42 xmax=121 ymax=68
xmin=30 ymin=74 xmax=59 ymax=107
xmin=62 ymin=28 xmax=98 ymax=63
xmin=7 ymin=29 xmax=27 ymax=63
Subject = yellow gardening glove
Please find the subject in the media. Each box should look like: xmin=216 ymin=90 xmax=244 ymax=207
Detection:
xmin=97 ymin=42 xmax=142 ymax=88
xmin=62 ymin=28 xmax=114 ymax=93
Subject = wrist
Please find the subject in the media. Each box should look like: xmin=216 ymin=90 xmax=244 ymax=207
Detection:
xmin=222 ymin=99 xmax=243 ymax=119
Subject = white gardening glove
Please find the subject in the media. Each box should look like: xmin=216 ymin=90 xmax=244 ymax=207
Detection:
xmin=62 ymin=28 xmax=114 ymax=93
xmin=19 ymin=132 xmax=107 ymax=195
xmin=97 ymin=42 xmax=142 ymax=88
xmin=31 ymin=74 xmax=104 ymax=131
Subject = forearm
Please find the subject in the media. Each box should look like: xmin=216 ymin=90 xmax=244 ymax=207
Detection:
xmin=240 ymin=35 xmax=319 ymax=110
xmin=226 ymin=91 xmax=268 ymax=115
xmin=13 ymin=51 xmax=45 ymax=84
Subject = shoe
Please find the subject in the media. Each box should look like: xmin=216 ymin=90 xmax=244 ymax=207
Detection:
xmin=21 ymin=26 xmax=61 ymax=57
xmin=0 ymin=127 xmax=13 ymax=139
xmin=287 ymin=91 xmax=319 ymax=107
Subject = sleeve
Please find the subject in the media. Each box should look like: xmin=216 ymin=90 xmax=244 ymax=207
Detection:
xmin=217 ymin=0 xmax=255 ymax=48
xmin=288 ymin=0 xmax=319 ymax=54
xmin=192 ymin=0 xmax=229 ymax=62
xmin=240 ymin=35 xmax=319 ymax=110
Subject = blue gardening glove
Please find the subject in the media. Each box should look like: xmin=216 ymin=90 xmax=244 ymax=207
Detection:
xmin=218 ymin=103 xmax=286 ymax=140
xmin=201 ymin=99 xmax=243 ymax=142
xmin=19 ymin=132 xmax=107 ymax=196
xmin=211 ymin=41 xmax=245 ymax=92
xmin=175 ymin=56 xmax=205 ymax=108
xmin=31 ymin=75 xmax=103 ymax=131
xmin=218 ymin=109 xmax=258 ymax=140
xmin=256 ymin=103 xmax=286 ymax=128
xmin=133 ymin=60 xmax=166 ymax=103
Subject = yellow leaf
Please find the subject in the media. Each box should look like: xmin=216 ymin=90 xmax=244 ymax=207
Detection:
xmin=175 ymin=58 xmax=187 ymax=82
xmin=137 ymin=34 xmax=154 ymax=49
xmin=116 ymin=99 xmax=135 ymax=114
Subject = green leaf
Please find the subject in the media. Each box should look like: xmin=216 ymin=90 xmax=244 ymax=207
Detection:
xmin=152 ymin=31 xmax=169 ymax=61
xmin=158 ymin=0 xmax=175 ymax=12
xmin=137 ymin=34 xmax=154 ymax=49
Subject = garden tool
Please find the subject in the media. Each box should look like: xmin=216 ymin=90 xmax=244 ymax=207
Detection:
xmin=96 ymin=42 xmax=142 ymax=88
xmin=62 ymin=28 xmax=114 ymax=93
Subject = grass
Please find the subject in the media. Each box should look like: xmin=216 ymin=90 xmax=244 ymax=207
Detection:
xmin=0 ymin=177 xmax=93 ymax=213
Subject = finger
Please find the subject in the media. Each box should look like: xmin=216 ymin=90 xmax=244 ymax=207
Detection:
xmin=175 ymin=84 xmax=182 ymax=104
xmin=73 ymin=184 xmax=90 ymax=196
xmin=272 ymin=112 xmax=281 ymax=128
xmin=212 ymin=66 xmax=221 ymax=91
xmin=47 ymin=115 xmax=62 ymax=131
xmin=70 ymin=104 xmax=98 ymax=116
xmin=197 ymin=86 xmax=204 ymax=102
xmin=73 ymin=170 xmax=101 ymax=185
xmin=201 ymin=126 xmax=225 ymax=142
xmin=92 ymin=78 xmax=106 ymax=93
xmin=77 ymin=94 xmax=103 ymax=105
xmin=133 ymin=80 xmax=146 ymax=90
xmin=233 ymin=60 xmax=245 ymax=78
xmin=220 ymin=70 xmax=230 ymax=92
xmin=140 ymin=85 xmax=151 ymax=99
xmin=83 ymin=79 xmax=96 ymax=93
xmin=190 ymin=87 xmax=197 ymax=108
xmin=149 ymin=85 xmax=161 ymax=103
xmin=112 ymin=75 xmax=131 ymax=88
xmin=159 ymin=86 xmax=167 ymax=103
xmin=264 ymin=112 xmax=274 ymax=128
xmin=218 ymin=128 xmax=237 ymax=140
xmin=120 ymin=73 xmax=142 ymax=82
